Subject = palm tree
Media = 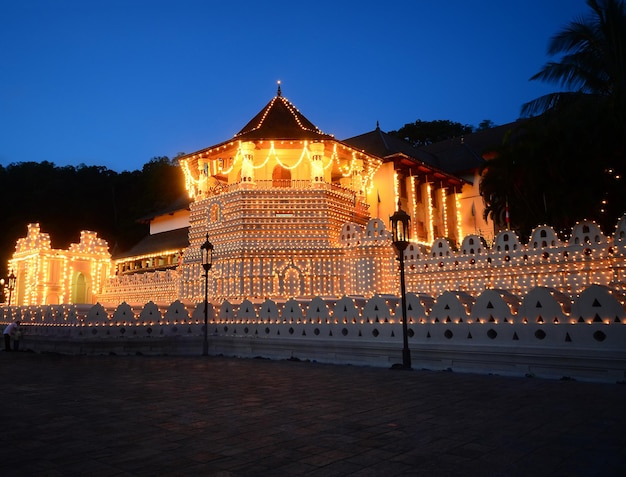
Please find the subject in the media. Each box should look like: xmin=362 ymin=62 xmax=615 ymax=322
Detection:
xmin=479 ymin=122 xmax=554 ymax=240
xmin=523 ymin=0 xmax=626 ymax=234
xmin=480 ymin=0 xmax=626 ymax=237
xmin=522 ymin=0 xmax=626 ymax=116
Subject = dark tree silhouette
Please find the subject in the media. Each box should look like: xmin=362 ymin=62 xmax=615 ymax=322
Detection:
xmin=388 ymin=119 xmax=474 ymax=147
xmin=481 ymin=0 xmax=626 ymax=237
xmin=0 ymin=157 xmax=186 ymax=277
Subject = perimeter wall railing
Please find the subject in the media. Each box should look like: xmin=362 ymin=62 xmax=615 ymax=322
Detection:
xmin=2 ymin=284 xmax=625 ymax=383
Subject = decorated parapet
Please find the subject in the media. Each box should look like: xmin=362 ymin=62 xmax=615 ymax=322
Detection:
xmin=4 ymin=286 xmax=624 ymax=382
xmin=340 ymin=214 xmax=626 ymax=299
xmin=7 ymin=284 xmax=625 ymax=329
xmin=7 ymin=214 xmax=626 ymax=308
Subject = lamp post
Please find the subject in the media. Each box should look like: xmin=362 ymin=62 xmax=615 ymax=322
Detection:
xmin=7 ymin=270 xmax=16 ymax=307
xmin=390 ymin=204 xmax=412 ymax=369
xmin=200 ymin=234 xmax=214 ymax=356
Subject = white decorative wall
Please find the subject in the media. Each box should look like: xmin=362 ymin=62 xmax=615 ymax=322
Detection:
xmin=3 ymin=283 xmax=625 ymax=382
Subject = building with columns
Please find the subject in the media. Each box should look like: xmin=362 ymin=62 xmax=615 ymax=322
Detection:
xmin=4 ymin=86 xmax=626 ymax=383
xmin=99 ymin=86 xmax=501 ymax=305
xmin=172 ymin=84 xmax=476 ymax=304
xmin=7 ymin=85 xmax=492 ymax=306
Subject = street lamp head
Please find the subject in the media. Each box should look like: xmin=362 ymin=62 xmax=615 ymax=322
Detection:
xmin=7 ymin=270 xmax=16 ymax=291
xmin=390 ymin=203 xmax=411 ymax=252
xmin=200 ymin=234 xmax=214 ymax=272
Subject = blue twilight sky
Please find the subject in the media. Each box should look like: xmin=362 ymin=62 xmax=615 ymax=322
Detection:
xmin=0 ymin=0 xmax=590 ymax=173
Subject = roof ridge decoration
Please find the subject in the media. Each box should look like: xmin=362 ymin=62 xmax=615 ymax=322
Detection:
xmin=234 ymin=83 xmax=333 ymax=141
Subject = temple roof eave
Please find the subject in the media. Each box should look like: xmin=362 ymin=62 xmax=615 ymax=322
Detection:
xmin=179 ymin=136 xmax=383 ymax=170
xmin=386 ymin=152 xmax=469 ymax=187
xmin=342 ymin=128 xmax=468 ymax=187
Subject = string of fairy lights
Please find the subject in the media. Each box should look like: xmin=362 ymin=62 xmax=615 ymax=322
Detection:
xmin=180 ymin=139 xmax=380 ymax=201
xmin=7 ymin=224 xmax=111 ymax=307
xmin=235 ymin=94 xmax=326 ymax=138
xmin=5 ymin=214 xmax=626 ymax=319
xmin=397 ymin=173 xmax=447 ymax=247
xmin=8 ymin=156 xmax=626 ymax=310
xmin=5 ymin=92 xmax=626 ymax=312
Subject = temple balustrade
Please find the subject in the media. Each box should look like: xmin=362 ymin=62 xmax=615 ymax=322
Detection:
xmin=203 ymin=178 xmax=366 ymax=200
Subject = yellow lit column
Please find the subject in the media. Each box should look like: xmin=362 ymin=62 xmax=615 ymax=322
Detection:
xmin=425 ymin=181 xmax=434 ymax=243
xmin=441 ymin=186 xmax=448 ymax=238
xmin=310 ymin=142 xmax=325 ymax=184
xmin=455 ymin=189 xmax=463 ymax=246
xmin=394 ymin=171 xmax=400 ymax=206
xmin=411 ymin=176 xmax=418 ymax=241
xmin=241 ymin=141 xmax=255 ymax=184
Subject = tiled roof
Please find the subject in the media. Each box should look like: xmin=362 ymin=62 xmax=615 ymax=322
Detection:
xmin=114 ymin=228 xmax=189 ymax=259
xmin=417 ymin=121 xmax=524 ymax=174
xmin=342 ymin=125 xmax=440 ymax=167
xmin=344 ymin=121 xmax=524 ymax=177
xmin=234 ymin=87 xmax=333 ymax=141
xmin=342 ymin=125 xmax=465 ymax=185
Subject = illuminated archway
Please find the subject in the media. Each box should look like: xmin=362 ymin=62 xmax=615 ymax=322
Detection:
xmin=71 ymin=272 xmax=89 ymax=304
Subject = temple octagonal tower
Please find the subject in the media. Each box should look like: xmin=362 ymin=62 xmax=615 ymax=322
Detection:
xmin=179 ymin=85 xmax=383 ymax=303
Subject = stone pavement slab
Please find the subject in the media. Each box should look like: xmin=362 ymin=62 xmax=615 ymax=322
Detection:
xmin=0 ymin=352 xmax=625 ymax=476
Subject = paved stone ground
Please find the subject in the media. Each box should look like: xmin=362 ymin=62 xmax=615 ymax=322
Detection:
xmin=0 ymin=351 xmax=625 ymax=477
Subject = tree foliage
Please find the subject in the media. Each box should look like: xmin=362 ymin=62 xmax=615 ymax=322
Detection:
xmin=476 ymin=119 xmax=496 ymax=131
xmin=481 ymin=0 xmax=626 ymax=239
xmin=0 ymin=157 xmax=187 ymax=275
xmin=388 ymin=119 xmax=474 ymax=147
xmin=522 ymin=0 xmax=626 ymax=116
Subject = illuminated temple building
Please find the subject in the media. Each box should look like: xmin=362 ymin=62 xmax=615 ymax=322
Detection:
xmin=93 ymin=84 xmax=487 ymax=306
xmin=8 ymin=85 xmax=626 ymax=308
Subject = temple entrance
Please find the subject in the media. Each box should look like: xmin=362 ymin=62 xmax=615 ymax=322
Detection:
xmin=72 ymin=272 xmax=88 ymax=304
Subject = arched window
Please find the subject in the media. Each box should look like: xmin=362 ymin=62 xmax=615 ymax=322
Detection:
xmin=272 ymin=165 xmax=291 ymax=187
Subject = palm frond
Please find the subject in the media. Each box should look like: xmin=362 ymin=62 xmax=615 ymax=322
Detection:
xmin=526 ymin=0 xmax=626 ymax=112
xmin=520 ymin=93 xmax=563 ymax=117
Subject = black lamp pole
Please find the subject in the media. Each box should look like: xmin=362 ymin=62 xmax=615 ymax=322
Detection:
xmin=200 ymin=234 xmax=213 ymax=356
xmin=390 ymin=204 xmax=412 ymax=369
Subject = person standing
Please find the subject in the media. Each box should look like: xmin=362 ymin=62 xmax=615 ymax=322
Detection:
xmin=3 ymin=320 xmax=20 ymax=352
